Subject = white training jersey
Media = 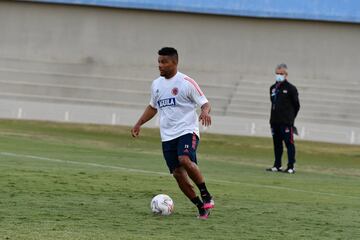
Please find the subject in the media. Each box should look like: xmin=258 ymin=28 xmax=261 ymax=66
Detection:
xmin=149 ymin=72 xmax=208 ymax=142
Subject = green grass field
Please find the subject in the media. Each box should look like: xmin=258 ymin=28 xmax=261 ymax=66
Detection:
xmin=0 ymin=120 xmax=359 ymax=240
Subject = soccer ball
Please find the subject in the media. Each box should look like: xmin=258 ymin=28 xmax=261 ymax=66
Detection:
xmin=150 ymin=194 xmax=174 ymax=216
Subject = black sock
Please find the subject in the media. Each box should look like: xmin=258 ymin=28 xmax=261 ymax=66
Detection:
xmin=191 ymin=196 xmax=203 ymax=208
xmin=196 ymin=182 xmax=211 ymax=202
xmin=190 ymin=196 xmax=205 ymax=214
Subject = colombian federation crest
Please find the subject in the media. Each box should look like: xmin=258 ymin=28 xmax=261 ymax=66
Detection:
xmin=172 ymin=87 xmax=179 ymax=96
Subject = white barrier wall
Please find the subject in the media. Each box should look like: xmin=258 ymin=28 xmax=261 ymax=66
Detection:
xmin=1 ymin=99 xmax=359 ymax=145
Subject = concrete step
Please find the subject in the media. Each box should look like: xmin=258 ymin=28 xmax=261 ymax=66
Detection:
xmin=1 ymin=58 xmax=359 ymax=90
xmin=229 ymin=100 xmax=359 ymax=114
xmin=0 ymin=82 xmax=228 ymax=113
xmin=231 ymin=91 xmax=360 ymax=105
xmin=233 ymin=82 xmax=360 ymax=99
xmin=0 ymin=92 xmax=226 ymax=116
xmin=225 ymin=108 xmax=360 ymax=126
xmin=297 ymin=115 xmax=360 ymax=126
xmin=0 ymin=81 xmax=150 ymax=103
xmin=236 ymin=76 xmax=360 ymax=90
xmin=227 ymin=104 xmax=360 ymax=125
xmin=0 ymin=58 xmax=157 ymax=79
xmin=0 ymin=68 xmax=236 ymax=99
xmin=0 ymin=92 xmax=146 ymax=109
xmin=0 ymin=68 xmax=152 ymax=91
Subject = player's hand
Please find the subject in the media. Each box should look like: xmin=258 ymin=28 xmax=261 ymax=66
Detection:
xmin=131 ymin=124 xmax=141 ymax=137
xmin=199 ymin=111 xmax=211 ymax=127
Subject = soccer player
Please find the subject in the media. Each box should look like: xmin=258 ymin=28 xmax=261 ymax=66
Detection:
xmin=131 ymin=47 xmax=214 ymax=219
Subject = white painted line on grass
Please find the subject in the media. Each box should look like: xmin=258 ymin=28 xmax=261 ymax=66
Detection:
xmin=0 ymin=152 xmax=168 ymax=176
xmin=1 ymin=151 xmax=359 ymax=200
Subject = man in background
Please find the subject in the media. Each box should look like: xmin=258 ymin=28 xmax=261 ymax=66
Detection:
xmin=267 ymin=63 xmax=300 ymax=174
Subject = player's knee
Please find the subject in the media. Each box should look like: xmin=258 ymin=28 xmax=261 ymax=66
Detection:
xmin=178 ymin=155 xmax=191 ymax=165
xmin=172 ymin=168 xmax=183 ymax=179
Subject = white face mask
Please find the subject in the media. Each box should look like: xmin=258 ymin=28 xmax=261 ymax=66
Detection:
xmin=275 ymin=74 xmax=285 ymax=82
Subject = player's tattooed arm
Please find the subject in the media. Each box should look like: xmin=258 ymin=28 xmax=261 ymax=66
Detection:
xmin=199 ymin=102 xmax=211 ymax=127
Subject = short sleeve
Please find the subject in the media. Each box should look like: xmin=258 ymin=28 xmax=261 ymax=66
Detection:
xmin=185 ymin=77 xmax=208 ymax=106
xmin=149 ymin=82 xmax=157 ymax=109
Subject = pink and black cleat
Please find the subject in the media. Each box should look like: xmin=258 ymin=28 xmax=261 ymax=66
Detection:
xmin=197 ymin=208 xmax=210 ymax=220
xmin=203 ymin=198 xmax=215 ymax=210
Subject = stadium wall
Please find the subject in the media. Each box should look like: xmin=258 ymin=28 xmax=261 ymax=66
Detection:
xmin=0 ymin=1 xmax=359 ymax=144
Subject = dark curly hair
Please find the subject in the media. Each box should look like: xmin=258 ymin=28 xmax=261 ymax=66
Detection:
xmin=158 ymin=47 xmax=178 ymax=61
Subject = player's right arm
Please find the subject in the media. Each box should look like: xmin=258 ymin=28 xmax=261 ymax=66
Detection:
xmin=199 ymin=102 xmax=211 ymax=127
xmin=184 ymin=76 xmax=211 ymax=127
xmin=131 ymin=105 xmax=157 ymax=137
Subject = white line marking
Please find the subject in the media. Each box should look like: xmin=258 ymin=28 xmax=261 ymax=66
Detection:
xmin=1 ymin=151 xmax=359 ymax=200
xmin=0 ymin=152 xmax=168 ymax=176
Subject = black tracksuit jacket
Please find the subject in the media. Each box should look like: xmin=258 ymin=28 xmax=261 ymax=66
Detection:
xmin=270 ymin=80 xmax=300 ymax=126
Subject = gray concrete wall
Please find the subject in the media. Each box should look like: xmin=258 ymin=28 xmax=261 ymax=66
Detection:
xmin=1 ymin=1 xmax=360 ymax=80
xmin=0 ymin=1 xmax=359 ymax=144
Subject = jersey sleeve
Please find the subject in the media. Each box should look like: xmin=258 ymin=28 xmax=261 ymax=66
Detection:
xmin=149 ymin=82 xmax=157 ymax=109
xmin=185 ymin=77 xmax=208 ymax=106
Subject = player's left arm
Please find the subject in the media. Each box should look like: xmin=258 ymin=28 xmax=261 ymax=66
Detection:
xmin=199 ymin=102 xmax=211 ymax=127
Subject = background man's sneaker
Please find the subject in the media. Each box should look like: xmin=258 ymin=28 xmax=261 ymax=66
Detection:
xmin=284 ymin=168 xmax=295 ymax=174
xmin=203 ymin=198 xmax=215 ymax=210
xmin=266 ymin=167 xmax=282 ymax=172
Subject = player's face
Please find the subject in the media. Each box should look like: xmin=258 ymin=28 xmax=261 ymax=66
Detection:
xmin=158 ymin=55 xmax=177 ymax=78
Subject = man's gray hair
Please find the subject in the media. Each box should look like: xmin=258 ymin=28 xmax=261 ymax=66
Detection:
xmin=276 ymin=63 xmax=288 ymax=70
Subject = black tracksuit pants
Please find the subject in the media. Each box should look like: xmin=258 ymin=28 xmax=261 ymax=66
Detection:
xmin=271 ymin=124 xmax=296 ymax=169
